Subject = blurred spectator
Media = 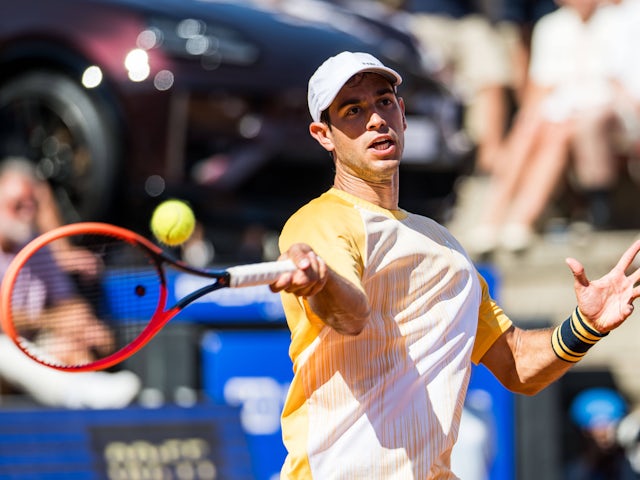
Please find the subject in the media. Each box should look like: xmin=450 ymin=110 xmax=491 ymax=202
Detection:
xmin=0 ymin=157 xmax=140 ymax=409
xmin=466 ymin=0 xmax=636 ymax=255
xmin=607 ymin=0 xmax=640 ymax=106
xmin=566 ymin=387 xmax=637 ymax=480
xmin=606 ymin=0 xmax=640 ymax=178
xmin=617 ymin=408 xmax=640 ymax=476
xmin=498 ymin=0 xmax=558 ymax=102
xmin=400 ymin=0 xmax=517 ymax=173
xmin=566 ymin=0 xmax=640 ymax=230
xmin=29 ymin=160 xmax=103 ymax=281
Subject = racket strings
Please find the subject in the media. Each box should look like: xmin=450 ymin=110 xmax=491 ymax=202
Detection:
xmin=9 ymin=233 xmax=163 ymax=368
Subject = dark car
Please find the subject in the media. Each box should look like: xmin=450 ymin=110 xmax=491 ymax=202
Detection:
xmin=0 ymin=0 xmax=470 ymax=263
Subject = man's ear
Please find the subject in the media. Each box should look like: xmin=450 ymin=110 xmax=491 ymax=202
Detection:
xmin=309 ymin=122 xmax=335 ymax=153
xmin=399 ymin=97 xmax=407 ymax=131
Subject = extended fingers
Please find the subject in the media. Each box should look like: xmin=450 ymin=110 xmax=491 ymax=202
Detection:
xmin=566 ymin=257 xmax=589 ymax=287
xmin=616 ymin=239 xmax=640 ymax=273
xmin=609 ymin=240 xmax=640 ymax=290
xmin=629 ymin=267 xmax=640 ymax=288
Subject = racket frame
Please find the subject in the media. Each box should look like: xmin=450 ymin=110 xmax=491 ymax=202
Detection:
xmin=0 ymin=222 xmax=282 ymax=371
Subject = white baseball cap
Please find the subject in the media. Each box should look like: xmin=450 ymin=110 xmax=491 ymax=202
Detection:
xmin=307 ymin=51 xmax=403 ymax=123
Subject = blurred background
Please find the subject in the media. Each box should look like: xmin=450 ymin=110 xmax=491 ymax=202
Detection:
xmin=0 ymin=0 xmax=639 ymax=478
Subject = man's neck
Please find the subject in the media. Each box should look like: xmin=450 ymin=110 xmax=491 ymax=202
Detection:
xmin=333 ymin=176 xmax=399 ymax=211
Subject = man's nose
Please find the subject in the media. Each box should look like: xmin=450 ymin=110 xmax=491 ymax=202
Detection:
xmin=367 ymin=112 xmax=386 ymax=130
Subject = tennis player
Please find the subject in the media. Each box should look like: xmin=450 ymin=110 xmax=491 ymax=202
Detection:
xmin=269 ymin=51 xmax=640 ymax=479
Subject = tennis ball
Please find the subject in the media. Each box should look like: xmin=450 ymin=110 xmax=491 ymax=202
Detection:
xmin=150 ymin=199 xmax=196 ymax=246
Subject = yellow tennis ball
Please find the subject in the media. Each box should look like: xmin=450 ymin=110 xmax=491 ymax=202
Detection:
xmin=150 ymin=199 xmax=196 ymax=246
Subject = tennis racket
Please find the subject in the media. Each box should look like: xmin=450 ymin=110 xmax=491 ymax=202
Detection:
xmin=0 ymin=222 xmax=296 ymax=371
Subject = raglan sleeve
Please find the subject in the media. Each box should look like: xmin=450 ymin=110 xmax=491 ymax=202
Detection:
xmin=278 ymin=196 xmax=366 ymax=333
xmin=471 ymin=274 xmax=513 ymax=365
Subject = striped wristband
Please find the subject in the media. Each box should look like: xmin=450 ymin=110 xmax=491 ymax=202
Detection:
xmin=551 ymin=307 xmax=608 ymax=363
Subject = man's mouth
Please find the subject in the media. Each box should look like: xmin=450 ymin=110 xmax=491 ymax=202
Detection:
xmin=370 ymin=139 xmax=394 ymax=151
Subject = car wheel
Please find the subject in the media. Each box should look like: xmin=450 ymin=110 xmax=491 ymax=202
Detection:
xmin=0 ymin=71 xmax=120 ymax=222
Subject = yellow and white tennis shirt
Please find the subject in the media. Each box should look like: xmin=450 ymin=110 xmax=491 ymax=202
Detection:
xmin=278 ymin=188 xmax=511 ymax=479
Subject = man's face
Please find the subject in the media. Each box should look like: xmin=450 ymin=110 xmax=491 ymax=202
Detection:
xmin=0 ymin=173 xmax=38 ymax=248
xmin=318 ymin=72 xmax=406 ymax=184
xmin=585 ymin=423 xmax=619 ymax=451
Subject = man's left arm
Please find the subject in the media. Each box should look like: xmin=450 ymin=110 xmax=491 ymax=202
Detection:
xmin=481 ymin=239 xmax=640 ymax=395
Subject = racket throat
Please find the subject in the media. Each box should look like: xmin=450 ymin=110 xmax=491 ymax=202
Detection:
xmin=173 ymin=274 xmax=230 ymax=310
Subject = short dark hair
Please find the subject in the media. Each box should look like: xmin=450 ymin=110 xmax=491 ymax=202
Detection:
xmin=320 ymin=109 xmax=332 ymax=128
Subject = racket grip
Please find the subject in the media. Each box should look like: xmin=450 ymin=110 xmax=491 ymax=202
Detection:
xmin=227 ymin=259 xmax=297 ymax=287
